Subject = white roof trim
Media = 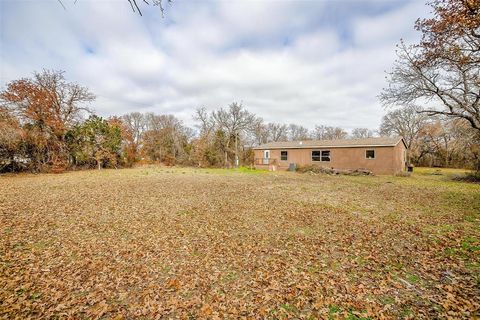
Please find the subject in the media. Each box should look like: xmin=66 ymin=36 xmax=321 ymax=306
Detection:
xmin=253 ymin=143 xmax=400 ymax=150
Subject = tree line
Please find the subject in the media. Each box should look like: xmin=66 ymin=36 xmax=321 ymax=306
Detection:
xmin=380 ymin=106 xmax=479 ymax=170
xmin=3 ymin=0 xmax=478 ymax=173
xmin=0 ymin=69 xmax=379 ymax=173
xmin=1 ymin=68 xmax=479 ymax=173
xmin=3 ymin=0 xmax=480 ymax=173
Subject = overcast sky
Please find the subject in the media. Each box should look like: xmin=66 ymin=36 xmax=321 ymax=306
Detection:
xmin=0 ymin=0 xmax=430 ymax=131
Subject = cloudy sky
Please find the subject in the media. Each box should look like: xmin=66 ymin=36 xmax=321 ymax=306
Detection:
xmin=0 ymin=0 xmax=430 ymax=131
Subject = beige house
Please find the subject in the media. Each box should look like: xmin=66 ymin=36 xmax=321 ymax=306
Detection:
xmin=253 ymin=137 xmax=407 ymax=175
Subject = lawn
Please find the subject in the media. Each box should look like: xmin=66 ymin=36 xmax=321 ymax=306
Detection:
xmin=1 ymin=167 xmax=479 ymax=319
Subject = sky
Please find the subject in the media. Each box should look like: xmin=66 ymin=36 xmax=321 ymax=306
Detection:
xmin=0 ymin=0 xmax=431 ymax=131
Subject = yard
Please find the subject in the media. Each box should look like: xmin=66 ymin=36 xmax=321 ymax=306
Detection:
xmin=1 ymin=167 xmax=479 ymax=319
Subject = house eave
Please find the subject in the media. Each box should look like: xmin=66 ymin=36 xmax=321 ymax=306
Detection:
xmin=253 ymin=144 xmax=399 ymax=150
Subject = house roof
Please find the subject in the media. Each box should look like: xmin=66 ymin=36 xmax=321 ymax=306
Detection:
xmin=253 ymin=137 xmax=406 ymax=150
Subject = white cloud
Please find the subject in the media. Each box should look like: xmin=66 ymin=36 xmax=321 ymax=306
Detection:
xmin=352 ymin=1 xmax=427 ymax=47
xmin=0 ymin=0 xmax=431 ymax=132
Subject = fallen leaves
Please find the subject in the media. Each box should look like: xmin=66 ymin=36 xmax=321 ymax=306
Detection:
xmin=0 ymin=167 xmax=479 ymax=318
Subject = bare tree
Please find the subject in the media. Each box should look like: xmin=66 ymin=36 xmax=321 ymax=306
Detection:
xmin=288 ymin=124 xmax=310 ymax=141
xmin=33 ymin=70 xmax=94 ymax=128
xmin=127 ymin=0 xmax=171 ymax=16
xmin=311 ymin=125 xmax=348 ymax=140
xmin=212 ymin=102 xmax=260 ymax=167
xmin=351 ymin=128 xmax=375 ymax=139
xmin=142 ymin=113 xmax=191 ymax=164
xmin=122 ymin=112 xmax=146 ymax=146
xmin=250 ymin=121 xmax=268 ymax=146
xmin=121 ymin=112 xmax=147 ymax=162
xmin=194 ymin=107 xmax=215 ymax=136
xmin=268 ymin=123 xmax=288 ymax=142
xmin=379 ymin=105 xmax=428 ymax=150
xmin=192 ymin=107 xmax=218 ymax=166
xmin=417 ymin=118 xmax=456 ymax=167
xmin=311 ymin=125 xmax=326 ymax=140
xmin=380 ymin=0 xmax=480 ymax=132
xmin=249 ymin=122 xmax=288 ymax=145
xmin=326 ymin=127 xmax=348 ymax=140
xmin=60 ymin=0 xmax=172 ymax=16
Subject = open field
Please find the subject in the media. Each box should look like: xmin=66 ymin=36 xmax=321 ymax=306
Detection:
xmin=1 ymin=167 xmax=479 ymax=319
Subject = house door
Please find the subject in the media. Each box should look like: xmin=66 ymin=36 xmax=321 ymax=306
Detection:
xmin=263 ymin=150 xmax=270 ymax=165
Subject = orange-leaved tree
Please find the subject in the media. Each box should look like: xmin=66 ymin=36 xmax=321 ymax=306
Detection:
xmin=381 ymin=0 xmax=480 ymax=131
xmin=0 ymin=70 xmax=95 ymax=172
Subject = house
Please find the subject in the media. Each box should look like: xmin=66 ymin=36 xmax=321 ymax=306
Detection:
xmin=253 ymin=137 xmax=407 ymax=175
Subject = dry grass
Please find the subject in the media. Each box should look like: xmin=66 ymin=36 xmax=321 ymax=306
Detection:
xmin=1 ymin=167 xmax=479 ymax=319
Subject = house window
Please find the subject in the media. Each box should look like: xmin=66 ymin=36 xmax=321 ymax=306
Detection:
xmin=312 ymin=150 xmax=330 ymax=162
xmin=366 ymin=149 xmax=375 ymax=159
xmin=280 ymin=150 xmax=288 ymax=161
xmin=321 ymin=150 xmax=330 ymax=162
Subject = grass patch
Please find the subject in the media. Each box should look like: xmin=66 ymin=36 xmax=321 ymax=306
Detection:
xmin=176 ymin=210 xmax=194 ymax=217
xmin=406 ymin=274 xmax=420 ymax=284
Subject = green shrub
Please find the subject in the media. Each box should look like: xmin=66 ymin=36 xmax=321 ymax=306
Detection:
xmin=451 ymin=171 xmax=480 ymax=183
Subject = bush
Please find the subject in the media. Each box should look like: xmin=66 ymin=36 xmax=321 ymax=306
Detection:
xmin=296 ymin=165 xmax=373 ymax=176
xmin=451 ymin=171 xmax=480 ymax=183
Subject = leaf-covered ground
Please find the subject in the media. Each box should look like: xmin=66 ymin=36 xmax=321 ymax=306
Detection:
xmin=1 ymin=167 xmax=479 ymax=319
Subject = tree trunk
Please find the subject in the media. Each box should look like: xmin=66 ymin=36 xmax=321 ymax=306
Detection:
xmin=444 ymin=137 xmax=449 ymax=167
xmin=234 ymin=134 xmax=239 ymax=168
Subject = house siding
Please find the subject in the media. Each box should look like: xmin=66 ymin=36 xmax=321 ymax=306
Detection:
xmin=254 ymin=143 xmax=407 ymax=175
xmin=392 ymin=142 xmax=408 ymax=175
